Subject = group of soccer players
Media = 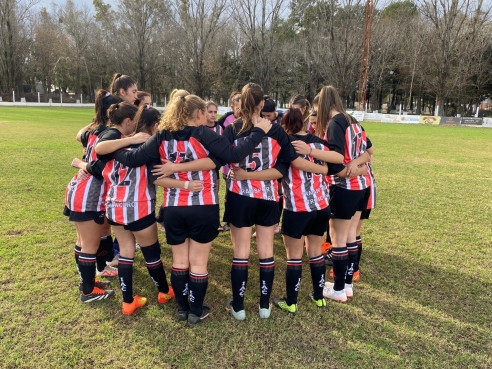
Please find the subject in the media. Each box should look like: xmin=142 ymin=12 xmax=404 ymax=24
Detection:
xmin=64 ymin=73 xmax=376 ymax=324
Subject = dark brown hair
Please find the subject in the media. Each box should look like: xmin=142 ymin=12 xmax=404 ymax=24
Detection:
xmin=135 ymin=90 xmax=151 ymax=106
xmin=110 ymin=73 xmax=136 ymax=95
xmin=107 ymin=102 xmax=138 ymax=126
xmin=281 ymin=108 xmax=304 ymax=135
xmin=133 ymin=105 xmax=161 ymax=135
xmin=92 ymin=89 xmax=121 ymax=129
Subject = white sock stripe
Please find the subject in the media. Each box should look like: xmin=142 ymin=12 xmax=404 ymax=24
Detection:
xmin=145 ymin=259 xmax=161 ymax=266
xmin=119 ymin=257 xmax=134 ymax=263
xmin=259 ymin=261 xmax=275 ymax=266
xmin=79 ymin=256 xmax=96 ymax=261
xmin=190 ymin=272 xmax=208 ymax=277
xmin=310 ymin=255 xmax=324 ymax=262
xmin=332 ymin=250 xmax=347 ymax=255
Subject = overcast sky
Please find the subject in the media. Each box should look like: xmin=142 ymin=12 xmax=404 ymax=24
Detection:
xmin=36 ymin=0 xmax=117 ymax=11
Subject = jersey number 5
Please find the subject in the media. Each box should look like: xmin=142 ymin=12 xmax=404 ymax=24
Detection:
xmin=246 ymin=147 xmax=261 ymax=172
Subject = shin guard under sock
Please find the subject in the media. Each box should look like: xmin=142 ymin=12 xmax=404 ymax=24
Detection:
xmin=188 ymin=272 xmax=209 ymax=316
xmin=285 ymin=259 xmax=302 ymax=306
xmin=331 ymin=247 xmax=348 ymax=291
xmin=78 ymin=252 xmax=96 ymax=294
xmin=345 ymin=242 xmax=358 ymax=284
xmin=118 ymin=256 xmax=134 ymax=303
xmin=259 ymin=257 xmax=275 ymax=309
xmin=231 ymin=258 xmax=248 ymax=312
xmin=171 ymin=267 xmax=189 ymax=312
xmin=140 ymin=242 xmax=169 ymax=293
xmin=309 ymin=254 xmax=326 ymax=300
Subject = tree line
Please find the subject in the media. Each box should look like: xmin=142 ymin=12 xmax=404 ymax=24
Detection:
xmin=1 ymin=0 xmax=491 ymax=116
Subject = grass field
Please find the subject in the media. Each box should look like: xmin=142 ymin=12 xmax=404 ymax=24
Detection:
xmin=0 ymin=106 xmax=491 ymax=369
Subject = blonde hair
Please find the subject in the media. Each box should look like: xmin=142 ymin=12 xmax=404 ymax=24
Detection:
xmin=316 ymin=86 xmax=352 ymax=138
xmin=237 ymin=83 xmax=264 ymax=135
xmin=169 ymin=89 xmax=189 ymax=101
xmin=159 ymin=93 xmax=206 ymax=132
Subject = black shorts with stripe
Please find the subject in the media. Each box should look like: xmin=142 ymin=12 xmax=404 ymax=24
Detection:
xmin=163 ymin=204 xmax=220 ymax=245
xmin=281 ymin=207 xmax=331 ymax=239
xmin=223 ymin=191 xmax=279 ymax=228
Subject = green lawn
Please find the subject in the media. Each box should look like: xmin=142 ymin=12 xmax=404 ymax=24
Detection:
xmin=0 ymin=106 xmax=491 ymax=368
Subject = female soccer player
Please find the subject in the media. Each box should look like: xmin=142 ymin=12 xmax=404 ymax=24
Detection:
xmin=223 ymin=83 xmax=329 ymax=320
xmin=95 ymin=91 xmax=272 ymax=324
xmin=93 ymin=104 xmax=179 ymax=315
xmin=205 ymin=101 xmax=223 ymax=135
xmin=135 ymin=91 xmax=152 ymax=107
xmin=293 ymin=85 xmax=373 ymax=302
xmin=65 ymin=90 xmax=132 ymax=302
xmin=109 ymin=73 xmax=138 ymax=105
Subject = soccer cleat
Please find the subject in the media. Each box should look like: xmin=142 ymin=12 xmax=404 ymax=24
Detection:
xmin=106 ymin=254 xmax=119 ymax=267
xmin=225 ymin=299 xmax=246 ymax=321
xmin=80 ymin=287 xmax=115 ymax=303
xmin=328 ymin=268 xmax=334 ymax=279
xmin=353 ymin=270 xmax=360 ymax=283
xmin=122 ymin=296 xmax=147 ymax=315
xmin=187 ymin=304 xmax=211 ymax=324
xmin=323 ymin=285 xmax=347 ymax=303
xmin=177 ymin=309 xmax=189 ymax=321
xmin=273 ymin=298 xmax=297 ymax=314
xmin=344 ymin=284 xmax=353 ymax=298
xmin=309 ymin=293 xmax=327 ymax=308
xmin=321 ymin=241 xmax=332 ymax=254
xmin=325 ymin=282 xmax=353 ymax=298
xmin=79 ymin=278 xmax=110 ymax=291
xmin=259 ymin=303 xmax=272 ymax=319
xmin=96 ymin=265 xmax=118 ymax=278
xmin=157 ymin=287 xmax=175 ymax=304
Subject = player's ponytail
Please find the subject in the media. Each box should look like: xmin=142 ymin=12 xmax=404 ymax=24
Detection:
xmin=93 ymin=89 xmax=121 ymax=128
xmin=159 ymin=93 xmax=205 ymax=132
xmin=108 ymin=102 xmax=138 ymax=126
xmin=237 ymin=82 xmax=264 ymax=135
xmin=281 ymin=108 xmax=304 ymax=135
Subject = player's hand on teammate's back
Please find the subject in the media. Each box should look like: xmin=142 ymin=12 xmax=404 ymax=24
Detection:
xmin=131 ymin=132 xmax=151 ymax=144
xmin=292 ymin=140 xmax=311 ymax=156
xmin=253 ymin=115 xmax=272 ymax=133
xmin=152 ymin=160 xmax=176 ymax=179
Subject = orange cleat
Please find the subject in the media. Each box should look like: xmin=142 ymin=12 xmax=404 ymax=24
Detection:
xmin=321 ymin=242 xmax=332 ymax=254
xmin=158 ymin=287 xmax=175 ymax=304
xmin=329 ymin=268 xmax=334 ymax=279
xmin=122 ymin=296 xmax=147 ymax=315
xmin=353 ymin=270 xmax=360 ymax=283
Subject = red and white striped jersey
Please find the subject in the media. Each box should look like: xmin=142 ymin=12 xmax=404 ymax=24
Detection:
xmin=282 ymin=134 xmax=330 ymax=212
xmin=111 ymin=125 xmax=264 ymax=207
xmin=325 ymin=114 xmax=372 ymax=190
xmin=208 ymin=122 xmax=223 ymax=136
xmin=224 ymin=122 xmax=298 ymax=201
xmin=65 ymin=124 xmax=108 ymax=212
xmin=99 ymin=128 xmax=156 ymax=224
